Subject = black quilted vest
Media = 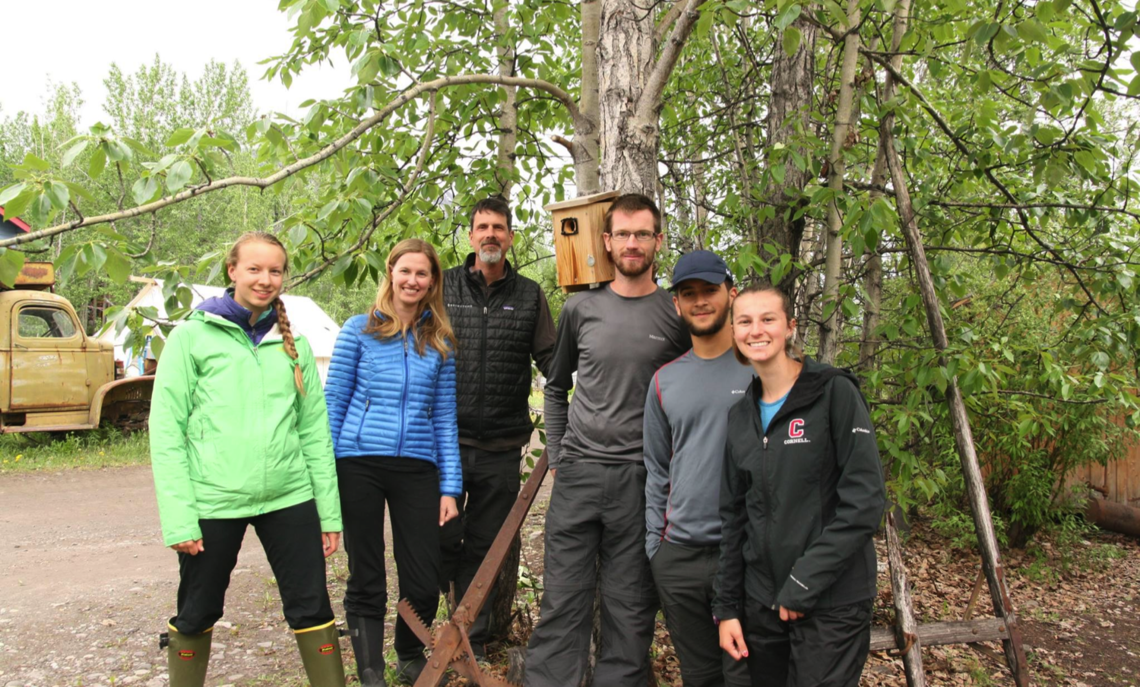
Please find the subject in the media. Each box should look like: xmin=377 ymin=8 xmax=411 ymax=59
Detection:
xmin=443 ymin=255 xmax=541 ymax=441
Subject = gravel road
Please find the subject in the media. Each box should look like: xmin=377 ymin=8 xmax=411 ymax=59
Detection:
xmin=0 ymin=465 xmax=351 ymax=687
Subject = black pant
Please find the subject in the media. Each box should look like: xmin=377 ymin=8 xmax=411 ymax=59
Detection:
xmin=172 ymin=499 xmax=333 ymax=634
xmin=439 ymin=445 xmax=521 ymax=647
xmin=338 ymin=456 xmax=441 ymax=661
xmin=651 ymin=541 xmax=750 ymax=687
xmin=742 ymin=599 xmax=873 ymax=687
xmin=525 ymin=461 xmax=658 ymax=687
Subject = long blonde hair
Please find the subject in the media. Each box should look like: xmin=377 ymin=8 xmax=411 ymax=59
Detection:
xmin=225 ymin=231 xmax=306 ymax=396
xmin=364 ymin=238 xmax=455 ymax=359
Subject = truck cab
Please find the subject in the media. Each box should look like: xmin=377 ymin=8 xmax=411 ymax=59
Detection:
xmin=0 ymin=263 xmax=152 ymax=433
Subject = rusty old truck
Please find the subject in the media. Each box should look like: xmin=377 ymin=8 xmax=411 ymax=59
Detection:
xmin=0 ymin=262 xmax=152 ymax=434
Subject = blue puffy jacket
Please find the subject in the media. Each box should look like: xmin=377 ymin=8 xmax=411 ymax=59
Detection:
xmin=324 ymin=312 xmax=462 ymax=497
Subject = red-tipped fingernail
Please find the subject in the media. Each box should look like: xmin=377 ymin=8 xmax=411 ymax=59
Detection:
xmin=743 ymin=651 xmax=749 ymax=657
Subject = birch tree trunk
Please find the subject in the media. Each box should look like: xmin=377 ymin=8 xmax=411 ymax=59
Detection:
xmin=597 ymin=0 xmax=658 ymax=194
xmin=494 ymin=1 xmax=518 ymax=197
xmin=486 ymin=4 xmax=524 ymax=644
xmin=760 ymin=15 xmax=817 ymax=291
xmin=817 ymin=0 xmax=862 ymax=365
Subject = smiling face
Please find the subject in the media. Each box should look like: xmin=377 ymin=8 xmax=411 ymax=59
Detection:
xmin=470 ymin=209 xmax=513 ymax=266
xmin=732 ymin=290 xmax=796 ymax=366
xmin=390 ymin=251 xmax=435 ymax=312
xmin=673 ymin=279 xmax=734 ymax=338
xmin=226 ymin=239 xmax=286 ymax=315
xmin=603 ymin=209 xmax=663 ymax=278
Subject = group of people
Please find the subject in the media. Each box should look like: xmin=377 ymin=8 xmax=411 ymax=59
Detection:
xmin=149 ymin=193 xmax=887 ymax=687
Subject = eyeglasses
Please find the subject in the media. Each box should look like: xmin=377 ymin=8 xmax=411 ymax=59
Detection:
xmin=608 ymin=230 xmax=657 ymax=243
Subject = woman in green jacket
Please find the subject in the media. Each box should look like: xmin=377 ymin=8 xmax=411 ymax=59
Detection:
xmin=149 ymin=231 xmax=345 ymax=687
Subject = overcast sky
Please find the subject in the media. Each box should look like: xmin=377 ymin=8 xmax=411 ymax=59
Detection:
xmin=2 ymin=0 xmax=353 ymax=126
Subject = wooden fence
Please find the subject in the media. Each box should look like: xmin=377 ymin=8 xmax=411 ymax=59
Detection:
xmin=1066 ymin=421 xmax=1140 ymax=506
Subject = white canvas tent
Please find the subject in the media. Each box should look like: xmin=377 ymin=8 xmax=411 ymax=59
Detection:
xmin=99 ymin=278 xmax=341 ymax=385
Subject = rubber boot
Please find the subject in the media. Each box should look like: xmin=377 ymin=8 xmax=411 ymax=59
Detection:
xmin=162 ymin=623 xmax=212 ymax=687
xmin=294 ymin=620 xmax=347 ymax=687
xmin=346 ymin=614 xmax=388 ymax=687
xmin=395 ymin=654 xmax=427 ymax=685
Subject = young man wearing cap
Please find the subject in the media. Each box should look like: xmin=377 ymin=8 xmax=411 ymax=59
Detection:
xmin=525 ymin=194 xmax=691 ymax=687
xmin=644 ymin=250 xmax=754 ymax=687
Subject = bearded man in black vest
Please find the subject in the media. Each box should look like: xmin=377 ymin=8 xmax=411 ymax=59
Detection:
xmin=440 ymin=196 xmax=556 ymax=659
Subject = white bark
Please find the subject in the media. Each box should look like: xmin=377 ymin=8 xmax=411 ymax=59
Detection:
xmin=817 ymin=0 xmax=862 ymax=365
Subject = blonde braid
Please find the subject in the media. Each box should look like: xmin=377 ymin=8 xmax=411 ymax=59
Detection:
xmin=274 ymin=298 xmax=306 ymax=396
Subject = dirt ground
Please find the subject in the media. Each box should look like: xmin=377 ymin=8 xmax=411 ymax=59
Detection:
xmin=1 ymin=464 xmax=1138 ymax=687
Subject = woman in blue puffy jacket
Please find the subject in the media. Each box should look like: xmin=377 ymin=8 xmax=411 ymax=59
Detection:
xmin=324 ymin=238 xmax=461 ymax=686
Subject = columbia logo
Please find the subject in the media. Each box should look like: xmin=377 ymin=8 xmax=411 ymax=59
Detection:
xmin=649 ymin=334 xmax=666 ymax=342
xmin=852 ymin=427 xmax=871 ymax=434
xmin=732 ymin=389 xmax=746 ymax=394
xmin=503 ymin=306 xmax=515 ymax=310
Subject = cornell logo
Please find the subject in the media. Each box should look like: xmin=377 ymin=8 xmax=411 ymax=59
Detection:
xmin=789 ymin=419 xmax=805 ymax=438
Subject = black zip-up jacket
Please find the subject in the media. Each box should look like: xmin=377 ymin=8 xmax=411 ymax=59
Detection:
xmin=443 ymin=255 xmax=553 ymax=444
xmin=713 ymin=357 xmax=886 ymax=619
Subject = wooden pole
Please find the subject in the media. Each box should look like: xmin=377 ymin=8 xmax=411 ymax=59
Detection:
xmin=886 ymin=512 xmax=926 ymax=686
xmin=879 ymin=129 xmax=1031 ymax=686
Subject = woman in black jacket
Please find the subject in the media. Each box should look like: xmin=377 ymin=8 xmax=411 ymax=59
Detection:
xmin=715 ymin=285 xmax=886 ymax=687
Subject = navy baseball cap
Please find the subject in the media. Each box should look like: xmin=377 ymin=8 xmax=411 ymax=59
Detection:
xmin=670 ymin=250 xmax=732 ymax=290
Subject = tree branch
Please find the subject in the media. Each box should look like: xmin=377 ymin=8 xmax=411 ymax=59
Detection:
xmin=635 ymin=0 xmax=703 ymax=126
xmin=287 ymin=92 xmax=439 ymax=289
xmin=0 ymin=74 xmax=580 ymax=248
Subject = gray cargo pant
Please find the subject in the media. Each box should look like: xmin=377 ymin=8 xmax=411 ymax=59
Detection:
xmin=525 ymin=461 xmax=658 ymax=687
xmin=651 ymin=541 xmax=751 ymax=687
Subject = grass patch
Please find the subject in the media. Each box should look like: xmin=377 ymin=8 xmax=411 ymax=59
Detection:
xmin=0 ymin=428 xmax=150 ymax=473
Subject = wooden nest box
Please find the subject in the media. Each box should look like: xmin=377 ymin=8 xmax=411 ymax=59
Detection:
xmin=544 ymin=190 xmax=619 ymax=293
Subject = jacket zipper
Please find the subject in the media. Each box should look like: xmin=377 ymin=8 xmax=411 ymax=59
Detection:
xmin=354 ymin=399 xmax=370 ymax=444
xmin=759 ymin=425 xmax=775 ymax=609
xmin=395 ymin=336 xmax=410 ymax=457
xmin=478 ymin=303 xmax=488 ymax=438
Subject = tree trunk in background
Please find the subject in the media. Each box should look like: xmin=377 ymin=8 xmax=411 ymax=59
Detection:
xmin=574 ymin=0 xmax=602 ymax=194
xmin=817 ymin=0 xmax=862 ymax=365
xmin=860 ymin=0 xmax=909 ymax=372
xmin=597 ymin=0 xmax=658 ymax=195
xmin=485 ymin=2 xmax=522 ymax=645
xmin=759 ymin=15 xmax=817 ymax=293
xmin=494 ymin=1 xmax=518 ymax=198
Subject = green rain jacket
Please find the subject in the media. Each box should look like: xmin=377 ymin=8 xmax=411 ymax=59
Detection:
xmin=149 ymin=309 xmax=341 ymax=547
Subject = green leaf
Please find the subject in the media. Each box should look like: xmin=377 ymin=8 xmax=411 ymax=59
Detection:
xmin=1131 ymin=50 xmax=1140 ymax=74
xmin=22 ymin=153 xmax=50 ymax=171
xmin=774 ymin=3 xmax=802 ymax=31
xmin=89 ymin=146 xmax=108 ymax=178
xmin=44 ymin=181 xmax=69 ymax=211
xmin=354 ymin=51 xmax=381 ymax=84
xmin=783 ymin=26 xmax=802 ymax=56
xmin=0 ymin=248 xmax=26 ymax=288
xmin=2 ymin=187 xmax=35 ymax=220
xmin=61 ymin=181 xmax=96 ymax=203
xmin=103 ymin=248 xmax=132 ymax=284
xmin=1018 ymin=19 xmax=1049 ymax=43
xmin=1130 ymin=74 xmax=1140 ymax=97
xmin=0 ymin=182 xmax=27 ymax=206
xmin=61 ymin=140 xmax=89 ymax=167
xmin=132 ymin=176 xmax=160 ymax=205
xmin=150 ymin=335 xmax=166 ymax=361
xmin=165 ymin=128 xmax=196 ymax=147
xmin=166 ymin=160 xmax=193 ymax=192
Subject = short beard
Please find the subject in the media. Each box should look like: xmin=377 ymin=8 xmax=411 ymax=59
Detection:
xmin=686 ymin=308 xmax=729 ymax=338
xmin=612 ymin=249 xmax=655 ymax=278
xmin=478 ymin=247 xmax=503 ymax=264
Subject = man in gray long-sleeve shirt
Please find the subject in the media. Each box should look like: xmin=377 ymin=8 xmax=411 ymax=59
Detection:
xmin=525 ymin=194 xmax=690 ymax=687
xmin=644 ymin=250 xmax=753 ymax=687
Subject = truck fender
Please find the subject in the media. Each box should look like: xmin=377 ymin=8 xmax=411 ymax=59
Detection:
xmin=88 ymin=376 xmax=155 ymax=426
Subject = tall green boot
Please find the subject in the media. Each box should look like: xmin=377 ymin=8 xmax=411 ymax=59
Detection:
xmin=161 ymin=623 xmax=212 ymax=687
xmin=295 ymin=620 xmax=347 ymax=687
